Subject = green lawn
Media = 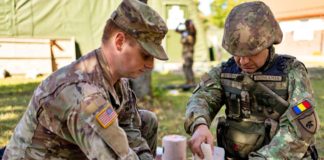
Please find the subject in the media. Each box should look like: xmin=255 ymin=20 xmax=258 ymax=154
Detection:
xmin=0 ymin=73 xmax=323 ymax=158
xmin=0 ymin=77 xmax=41 ymax=146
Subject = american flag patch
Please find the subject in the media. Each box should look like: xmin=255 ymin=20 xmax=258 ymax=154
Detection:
xmin=96 ymin=105 xmax=117 ymax=128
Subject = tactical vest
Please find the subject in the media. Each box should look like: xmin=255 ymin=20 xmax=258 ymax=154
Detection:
xmin=217 ymin=55 xmax=294 ymax=159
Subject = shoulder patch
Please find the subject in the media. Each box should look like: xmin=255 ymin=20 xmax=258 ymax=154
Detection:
xmin=81 ymin=94 xmax=107 ymax=115
xmin=297 ymin=112 xmax=317 ymax=134
xmin=96 ymin=104 xmax=118 ymax=128
xmin=292 ymin=100 xmax=312 ymax=115
xmin=201 ymin=73 xmax=216 ymax=87
xmin=288 ymin=99 xmax=319 ymax=140
xmin=201 ymin=73 xmax=211 ymax=82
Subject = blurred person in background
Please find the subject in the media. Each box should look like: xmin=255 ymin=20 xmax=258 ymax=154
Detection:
xmin=176 ymin=19 xmax=197 ymax=86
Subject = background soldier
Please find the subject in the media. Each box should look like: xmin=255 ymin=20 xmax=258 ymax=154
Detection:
xmin=184 ymin=1 xmax=319 ymax=159
xmin=3 ymin=0 xmax=168 ymax=159
xmin=176 ymin=19 xmax=197 ymax=86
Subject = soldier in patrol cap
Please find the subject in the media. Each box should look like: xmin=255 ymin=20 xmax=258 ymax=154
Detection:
xmin=3 ymin=0 xmax=168 ymax=159
xmin=184 ymin=1 xmax=319 ymax=159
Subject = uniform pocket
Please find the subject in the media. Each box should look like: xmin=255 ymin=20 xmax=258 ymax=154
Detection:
xmin=221 ymin=120 xmax=266 ymax=158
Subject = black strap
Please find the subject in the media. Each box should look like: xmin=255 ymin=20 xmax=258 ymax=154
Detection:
xmin=109 ymin=93 xmax=120 ymax=110
xmin=137 ymin=149 xmax=152 ymax=157
xmin=309 ymin=145 xmax=318 ymax=160
xmin=263 ymin=122 xmax=271 ymax=145
xmin=36 ymin=106 xmax=44 ymax=121
xmin=0 ymin=146 xmax=6 ymax=159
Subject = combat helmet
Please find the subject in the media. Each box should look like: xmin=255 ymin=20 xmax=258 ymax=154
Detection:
xmin=222 ymin=1 xmax=282 ymax=56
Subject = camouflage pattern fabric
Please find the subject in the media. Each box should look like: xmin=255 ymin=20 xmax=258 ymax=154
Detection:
xmin=138 ymin=110 xmax=158 ymax=157
xmin=184 ymin=51 xmax=319 ymax=159
xmin=222 ymin=1 xmax=282 ymax=56
xmin=3 ymin=49 xmax=157 ymax=160
xmin=249 ymin=59 xmax=319 ymax=159
xmin=111 ymin=0 xmax=168 ymax=60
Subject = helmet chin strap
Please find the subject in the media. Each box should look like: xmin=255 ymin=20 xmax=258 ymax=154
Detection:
xmin=256 ymin=46 xmax=274 ymax=72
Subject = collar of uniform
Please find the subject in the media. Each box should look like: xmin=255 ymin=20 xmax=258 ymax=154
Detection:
xmin=96 ymin=48 xmax=121 ymax=106
xmin=256 ymin=46 xmax=277 ymax=72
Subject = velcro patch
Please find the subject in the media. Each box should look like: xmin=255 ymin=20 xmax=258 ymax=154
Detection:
xmin=220 ymin=73 xmax=240 ymax=79
xmin=96 ymin=104 xmax=117 ymax=128
xmin=298 ymin=112 xmax=317 ymax=134
xmin=253 ymin=75 xmax=283 ymax=81
xmin=201 ymin=73 xmax=216 ymax=88
xmin=292 ymin=100 xmax=312 ymax=115
xmin=201 ymin=73 xmax=211 ymax=82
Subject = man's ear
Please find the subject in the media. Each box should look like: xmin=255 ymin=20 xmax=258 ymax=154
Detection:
xmin=114 ymin=32 xmax=126 ymax=52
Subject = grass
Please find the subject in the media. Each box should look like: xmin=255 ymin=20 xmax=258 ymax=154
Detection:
xmin=0 ymin=77 xmax=41 ymax=147
xmin=311 ymin=79 xmax=324 ymax=155
xmin=0 ymin=73 xmax=323 ymax=158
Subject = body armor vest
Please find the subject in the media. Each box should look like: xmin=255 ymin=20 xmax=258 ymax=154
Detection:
xmin=217 ymin=54 xmax=294 ymax=159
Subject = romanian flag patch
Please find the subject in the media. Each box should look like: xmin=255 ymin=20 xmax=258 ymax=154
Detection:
xmin=292 ymin=100 xmax=312 ymax=115
xmin=96 ymin=105 xmax=117 ymax=128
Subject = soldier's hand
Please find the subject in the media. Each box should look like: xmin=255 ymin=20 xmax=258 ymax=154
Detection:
xmin=188 ymin=125 xmax=214 ymax=159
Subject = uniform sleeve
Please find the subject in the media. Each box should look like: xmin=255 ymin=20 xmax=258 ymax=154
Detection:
xmin=117 ymin=83 xmax=154 ymax=159
xmin=184 ymin=67 xmax=225 ymax=134
xmin=250 ymin=61 xmax=320 ymax=159
xmin=43 ymin=83 xmax=139 ymax=160
xmin=119 ymin=109 xmax=153 ymax=160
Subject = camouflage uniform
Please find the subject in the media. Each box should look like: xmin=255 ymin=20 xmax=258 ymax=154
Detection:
xmin=184 ymin=1 xmax=319 ymax=159
xmin=176 ymin=21 xmax=196 ymax=85
xmin=3 ymin=49 xmax=157 ymax=160
xmin=3 ymin=0 xmax=168 ymax=159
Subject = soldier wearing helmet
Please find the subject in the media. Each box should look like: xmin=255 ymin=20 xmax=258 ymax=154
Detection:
xmin=184 ymin=1 xmax=319 ymax=159
xmin=3 ymin=0 xmax=167 ymax=159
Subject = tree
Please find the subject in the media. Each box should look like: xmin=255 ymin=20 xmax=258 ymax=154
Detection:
xmin=208 ymin=0 xmax=246 ymax=28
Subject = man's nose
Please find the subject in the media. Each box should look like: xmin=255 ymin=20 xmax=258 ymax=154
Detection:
xmin=239 ymin=57 xmax=249 ymax=65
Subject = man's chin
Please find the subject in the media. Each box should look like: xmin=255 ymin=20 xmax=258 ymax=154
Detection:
xmin=126 ymin=70 xmax=150 ymax=79
xmin=127 ymin=73 xmax=142 ymax=79
xmin=242 ymin=68 xmax=257 ymax=73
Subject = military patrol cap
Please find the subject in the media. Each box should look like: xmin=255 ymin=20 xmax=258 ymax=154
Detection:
xmin=110 ymin=0 xmax=169 ymax=60
xmin=222 ymin=1 xmax=283 ymax=56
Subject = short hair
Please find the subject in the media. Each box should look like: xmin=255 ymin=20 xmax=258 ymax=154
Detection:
xmin=101 ymin=19 xmax=137 ymax=46
xmin=101 ymin=19 xmax=123 ymax=44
